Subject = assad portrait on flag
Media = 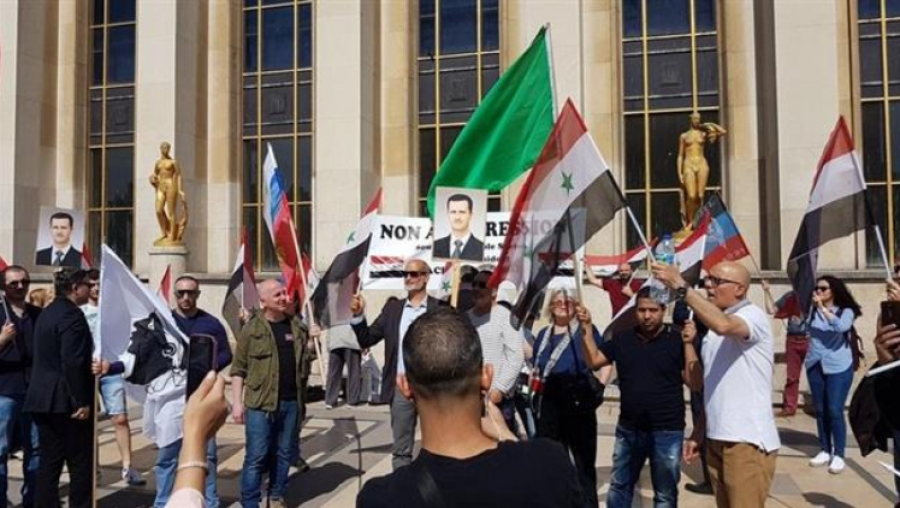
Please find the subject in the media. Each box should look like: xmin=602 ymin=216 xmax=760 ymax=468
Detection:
xmin=432 ymin=187 xmax=487 ymax=262
xmin=34 ymin=207 xmax=85 ymax=268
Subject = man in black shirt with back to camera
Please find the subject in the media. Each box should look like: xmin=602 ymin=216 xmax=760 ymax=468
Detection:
xmin=357 ymin=307 xmax=584 ymax=508
xmin=578 ymin=286 xmax=703 ymax=508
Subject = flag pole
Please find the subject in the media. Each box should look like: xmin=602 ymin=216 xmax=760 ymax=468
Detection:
xmin=611 ymin=181 xmax=656 ymax=263
xmin=288 ymin=226 xmax=327 ymax=382
xmin=544 ymin=23 xmax=558 ymax=118
xmin=449 ymin=261 xmax=462 ymax=308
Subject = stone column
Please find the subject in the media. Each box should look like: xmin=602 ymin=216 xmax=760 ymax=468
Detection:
xmin=134 ymin=0 xmax=206 ymax=276
xmin=721 ymin=0 xmax=763 ymax=267
xmin=315 ymin=0 xmax=380 ymax=267
xmin=775 ymin=0 xmax=855 ymax=269
xmin=205 ymin=0 xmax=242 ymax=274
xmin=380 ymin=0 xmax=415 ymax=217
xmin=0 ymin=0 xmax=59 ymax=266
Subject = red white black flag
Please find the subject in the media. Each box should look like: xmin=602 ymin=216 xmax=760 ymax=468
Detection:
xmin=490 ymin=100 xmax=627 ymax=328
xmin=312 ymin=188 xmax=382 ymax=328
xmin=222 ymin=230 xmax=260 ymax=336
xmin=787 ymin=117 xmax=868 ymax=313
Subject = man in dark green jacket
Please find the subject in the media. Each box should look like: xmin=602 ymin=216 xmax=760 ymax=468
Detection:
xmin=231 ymin=278 xmax=315 ymax=508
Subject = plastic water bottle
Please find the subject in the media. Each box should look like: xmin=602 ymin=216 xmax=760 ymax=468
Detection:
xmin=650 ymin=234 xmax=676 ymax=305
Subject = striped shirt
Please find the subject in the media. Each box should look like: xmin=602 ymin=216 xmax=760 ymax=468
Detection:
xmin=466 ymin=305 xmax=525 ymax=395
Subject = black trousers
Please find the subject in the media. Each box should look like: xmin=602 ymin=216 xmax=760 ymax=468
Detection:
xmin=325 ymin=348 xmax=362 ymax=406
xmin=535 ymin=393 xmax=598 ymax=508
xmin=33 ymin=413 xmax=93 ymax=508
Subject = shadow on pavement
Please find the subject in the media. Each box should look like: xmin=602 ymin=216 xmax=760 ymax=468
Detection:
xmin=802 ymin=492 xmax=855 ymax=507
xmin=283 ymin=462 xmax=359 ymax=505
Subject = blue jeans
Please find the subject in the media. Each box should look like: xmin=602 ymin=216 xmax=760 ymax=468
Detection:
xmin=0 ymin=395 xmax=39 ymax=507
xmin=241 ymin=400 xmax=299 ymax=508
xmin=807 ymin=363 xmax=853 ymax=457
xmin=607 ymin=425 xmax=682 ymax=508
xmin=153 ymin=438 xmax=219 ymax=508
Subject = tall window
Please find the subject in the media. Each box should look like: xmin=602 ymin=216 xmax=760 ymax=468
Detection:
xmin=243 ymin=0 xmax=314 ymax=270
xmin=859 ymin=0 xmax=900 ymax=266
xmin=418 ymin=0 xmax=500 ymax=216
xmin=621 ymin=0 xmax=721 ymax=247
xmin=88 ymin=0 xmax=136 ymax=267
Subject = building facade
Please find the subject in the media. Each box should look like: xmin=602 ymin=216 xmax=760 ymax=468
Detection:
xmin=0 ymin=0 xmax=896 ymax=337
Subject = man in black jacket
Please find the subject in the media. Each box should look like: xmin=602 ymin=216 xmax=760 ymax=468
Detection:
xmin=350 ymin=258 xmax=444 ymax=470
xmin=24 ymin=268 xmax=94 ymax=508
xmin=0 ymin=266 xmax=41 ymax=508
xmin=873 ymin=317 xmax=900 ymax=507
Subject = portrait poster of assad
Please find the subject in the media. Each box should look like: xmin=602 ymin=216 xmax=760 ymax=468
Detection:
xmin=432 ymin=187 xmax=488 ymax=263
xmin=34 ymin=206 xmax=86 ymax=268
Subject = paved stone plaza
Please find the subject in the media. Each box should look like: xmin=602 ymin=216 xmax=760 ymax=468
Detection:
xmin=4 ymin=384 xmax=897 ymax=507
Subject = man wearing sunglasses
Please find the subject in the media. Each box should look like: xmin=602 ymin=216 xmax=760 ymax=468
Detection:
xmin=651 ymin=260 xmax=779 ymax=508
xmin=350 ymin=258 xmax=445 ymax=470
xmin=0 ymin=266 xmax=41 ymax=507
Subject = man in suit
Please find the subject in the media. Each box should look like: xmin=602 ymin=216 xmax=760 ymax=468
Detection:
xmin=24 ymin=268 xmax=94 ymax=508
xmin=433 ymin=194 xmax=484 ymax=261
xmin=34 ymin=212 xmax=82 ymax=268
xmin=350 ymin=258 xmax=444 ymax=469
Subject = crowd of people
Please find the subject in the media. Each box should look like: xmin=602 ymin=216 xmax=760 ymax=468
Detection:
xmin=0 ymin=255 xmax=899 ymax=507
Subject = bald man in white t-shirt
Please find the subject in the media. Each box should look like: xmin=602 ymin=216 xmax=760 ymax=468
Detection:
xmin=652 ymin=260 xmax=780 ymax=508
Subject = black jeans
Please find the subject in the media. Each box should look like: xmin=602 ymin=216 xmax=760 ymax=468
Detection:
xmin=325 ymin=348 xmax=362 ymax=406
xmin=33 ymin=413 xmax=93 ymax=508
xmin=536 ymin=390 xmax=598 ymax=508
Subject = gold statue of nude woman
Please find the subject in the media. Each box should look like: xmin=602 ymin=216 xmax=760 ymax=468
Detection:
xmin=676 ymin=112 xmax=726 ymax=235
xmin=149 ymin=142 xmax=189 ymax=246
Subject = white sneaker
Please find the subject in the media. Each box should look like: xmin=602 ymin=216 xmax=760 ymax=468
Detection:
xmin=809 ymin=450 xmax=831 ymax=467
xmin=828 ymin=456 xmax=846 ymax=474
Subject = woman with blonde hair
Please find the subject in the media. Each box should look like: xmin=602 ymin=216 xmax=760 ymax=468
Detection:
xmin=27 ymin=288 xmax=54 ymax=308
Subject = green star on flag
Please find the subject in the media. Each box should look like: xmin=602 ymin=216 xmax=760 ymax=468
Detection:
xmin=561 ymin=172 xmax=574 ymax=195
xmin=346 ymin=232 xmax=355 ymax=244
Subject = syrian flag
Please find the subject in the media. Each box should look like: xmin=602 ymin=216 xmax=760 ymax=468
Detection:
xmin=156 ymin=265 xmax=172 ymax=304
xmin=787 ymin=117 xmax=869 ymax=313
xmin=584 ymin=244 xmax=650 ymax=277
xmin=436 ymin=261 xmax=455 ymax=300
xmin=696 ymin=194 xmax=751 ymax=270
xmin=262 ymin=143 xmax=304 ymax=297
xmin=311 ymin=188 xmax=382 ymax=328
xmin=602 ymin=219 xmax=708 ymax=340
xmin=490 ymin=100 xmax=628 ymax=328
xmin=222 ymin=231 xmax=260 ymax=337
xmin=80 ymin=243 xmax=93 ymax=270
xmin=99 ymin=245 xmax=188 ymax=448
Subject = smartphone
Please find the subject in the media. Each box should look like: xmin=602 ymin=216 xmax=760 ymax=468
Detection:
xmin=186 ymin=334 xmax=218 ymax=399
xmin=882 ymin=300 xmax=900 ymax=330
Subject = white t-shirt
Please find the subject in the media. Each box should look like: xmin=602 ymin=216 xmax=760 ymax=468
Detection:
xmin=702 ymin=300 xmax=781 ymax=452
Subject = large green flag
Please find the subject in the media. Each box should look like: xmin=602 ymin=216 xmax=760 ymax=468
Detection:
xmin=426 ymin=26 xmax=554 ymax=217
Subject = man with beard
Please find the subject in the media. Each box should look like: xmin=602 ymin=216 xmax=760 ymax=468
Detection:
xmin=350 ymin=258 xmax=445 ymax=469
xmin=584 ymin=262 xmax=644 ymax=316
xmin=0 ymin=266 xmax=41 ymax=507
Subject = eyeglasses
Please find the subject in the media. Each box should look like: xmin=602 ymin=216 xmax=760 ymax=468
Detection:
xmin=6 ymin=279 xmax=30 ymax=289
xmin=403 ymin=271 xmax=427 ymax=279
xmin=175 ymin=289 xmax=200 ymax=299
xmin=815 ymin=286 xmax=831 ymax=292
xmin=705 ymin=275 xmax=740 ymax=288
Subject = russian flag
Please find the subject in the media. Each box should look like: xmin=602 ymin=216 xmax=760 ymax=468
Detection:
xmin=700 ymin=194 xmax=750 ymax=270
xmin=262 ymin=143 xmax=303 ymax=297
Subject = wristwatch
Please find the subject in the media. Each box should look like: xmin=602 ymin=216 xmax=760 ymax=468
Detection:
xmin=674 ymin=283 xmax=689 ymax=301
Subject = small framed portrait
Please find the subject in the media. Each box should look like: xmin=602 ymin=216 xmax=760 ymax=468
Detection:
xmin=432 ymin=187 xmax=488 ymax=263
xmin=34 ymin=207 xmax=86 ymax=268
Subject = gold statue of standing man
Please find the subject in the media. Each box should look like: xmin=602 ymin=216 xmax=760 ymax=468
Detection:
xmin=149 ymin=141 xmax=189 ymax=246
xmin=676 ymin=112 xmax=726 ymax=235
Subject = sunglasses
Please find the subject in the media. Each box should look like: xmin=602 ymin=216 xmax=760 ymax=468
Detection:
xmin=815 ymin=286 xmax=831 ymax=292
xmin=403 ymin=271 xmax=427 ymax=278
xmin=175 ymin=289 xmax=200 ymax=298
xmin=705 ymin=275 xmax=740 ymax=288
xmin=6 ymin=279 xmax=30 ymax=289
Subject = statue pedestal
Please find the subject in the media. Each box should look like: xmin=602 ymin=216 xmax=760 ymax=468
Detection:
xmin=149 ymin=245 xmax=189 ymax=305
